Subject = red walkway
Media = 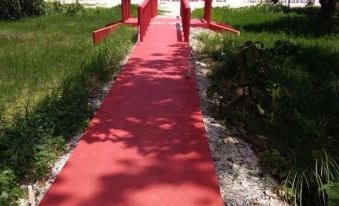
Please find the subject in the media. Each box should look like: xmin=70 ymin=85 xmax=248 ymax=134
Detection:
xmin=40 ymin=17 xmax=224 ymax=206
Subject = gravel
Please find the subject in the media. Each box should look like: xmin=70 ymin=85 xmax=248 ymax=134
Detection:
xmin=190 ymin=28 xmax=289 ymax=206
xmin=18 ymin=26 xmax=288 ymax=206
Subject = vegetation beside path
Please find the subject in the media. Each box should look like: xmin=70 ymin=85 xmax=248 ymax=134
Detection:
xmin=193 ymin=4 xmax=339 ymax=205
xmin=0 ymin=5 xmax=137 ymax=205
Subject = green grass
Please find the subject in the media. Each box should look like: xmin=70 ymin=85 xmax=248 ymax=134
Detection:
xmin=0 ymin=6 xmax=137 ymax=205
xmin=193 ymin=4 xmax=339 ymax=205
xmin=0 ymin=6 xmax=135 ymax=116
xmin=193 ymin=4 xmax=338 ymax=47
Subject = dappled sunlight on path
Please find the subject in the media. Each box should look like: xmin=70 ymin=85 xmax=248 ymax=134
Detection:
xmin=39 ymin=17 xmax=223 ymax=206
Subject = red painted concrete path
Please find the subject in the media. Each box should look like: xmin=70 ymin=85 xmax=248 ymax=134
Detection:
xmin=40 ymin=17 xmax=224 ymax=206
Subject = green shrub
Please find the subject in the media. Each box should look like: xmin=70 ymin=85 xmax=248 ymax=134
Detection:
xmin=65 ymin=1 xmax=85 ymax=16
xmin=43 ymin=0 xmax=85 ymax=16
xmin=0 ymin=0 xmax=21 ymax=20
xmin=260 ymin=149 xmax=290 ymax=179
xmin=323 ymin=183 xmax=339 ymax=205
xmin=0 ymin=169 xmax=23 ymax=206
xmin=197 ymin=34 xmax=339 ymax=204
xmin=0 ymin=0 xmax=44 ymax=20
xmin=319 ymin=0 xmax=336 ymax=22
xmin=193 ymin=5 xmax=339 ymax=204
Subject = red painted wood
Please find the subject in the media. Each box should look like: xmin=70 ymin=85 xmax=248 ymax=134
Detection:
xmin=190 ymin=18 xmax=208 ymax=28
xmin=204 ymin=0 xmax=212 ymax=24
xmin=138 ymin=0 xmax=158 ymax=42
xmin=122 ymin=0 xmax=126 ymax=21
xmin=40 ymin=17 xmax=224 ymax=206
xmin=180 ymin=0 xmax=191 ymax=42
xmin=124 ymin=18 xmax=139 ymax=27
xmin=190 ymin=18 xmax=240 ymax=35
xmin=105 ymin=20 xmax=122 ymax=27
xmin=92 ymin=23 xmax=123 ymax=45
xmin=122 ymin=0 xmax=132 ymax=22
xmin=93 ymin=19 xmax=138 ymax=46
xmin=209 ymin=22 xmax=240 ymax=35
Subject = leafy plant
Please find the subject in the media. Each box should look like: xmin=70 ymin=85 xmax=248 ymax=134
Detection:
xmin=261 ymin=149 xmax=290 ymax=179
xmin=195 ymin=31 xmax=339 ymax=204
xmin=65 ymin=0 xmax=85 ymax=16
xmin=43 ymin=0 xmax=85 ymax=16
xmin=323 ymin=183 xmax=339 ymax=205
xmin=283 ymin=150 xmax=339 ymax=205
xmin=0 ymin=0 xmax=44 ymax=20
xmin=319 ymin=0 xmax=336 ymax=22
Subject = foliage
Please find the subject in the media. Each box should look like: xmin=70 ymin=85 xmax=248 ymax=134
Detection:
xmin=0 ymin=169 xmax=23 ymax=205
xmin=323 ymin=183 xmax=339 ymax=205
xmin=43 ymin=0 xmax=85 ymax=16
xmin=193 ymin=3 xmax=338 ymax=36
xmin=0 ymin=0 xmax=45 ymax=20
xmin=0 ymin=25 xmax=136 ymax=206
xmin=319 ymin=0 xmax=337 ymax=22
xmin=0 ymin=6 xmax=128 ymax=118
xmin=0 ymin=6 xmax=136 ymax=205
xmin=260 ymin=149 xmax=290 ymax=179
xmin=193 ymin=4 xmax=339 ymax=205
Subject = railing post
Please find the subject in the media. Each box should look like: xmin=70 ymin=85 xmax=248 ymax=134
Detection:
xmin=138 ymin=6 xmax=144 ymax=42
xmin=180 ymin=0 xmax=191 ymax=42
xmin=154 ymin=0 xmax=158 ymax=17
xmin=127 ymin=0 xmax=132 ymax=18
xmin=204 ymin=0 xmax=212 ymax=24
xmin=122 ymin=0 xmax=126 ymax=22
xmin=180 ymin=0 xmax=182 ymax=18
xmin=185 ymin=7 xmax=190 ymax=42
xmin=138 ymin=0 xmax=158 ymax=42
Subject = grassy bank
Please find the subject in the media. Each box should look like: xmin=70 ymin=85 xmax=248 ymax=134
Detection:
xmin=193 ymin=4 xmax=339 ymax=205
xmin=0 ymin=6 xmax=137 ymax=205
xmin=0 ymin=6 xmax=125 ymax=116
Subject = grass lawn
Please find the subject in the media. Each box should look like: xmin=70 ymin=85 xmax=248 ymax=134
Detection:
xmin=0 ymin=6 xmax=131 ymax=116
xmin=192 ymin=4 xmax=339 ymax=205
xmin=0 ymin=5 xmax=137 ymax=205
xmin=193 ymin=5 xmax=338 ymax=47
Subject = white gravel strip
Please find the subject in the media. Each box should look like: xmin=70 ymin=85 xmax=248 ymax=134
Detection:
xmin=190 ymin=28 xmax=289 ymax=206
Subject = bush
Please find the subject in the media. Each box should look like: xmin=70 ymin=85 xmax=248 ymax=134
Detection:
xmin=0 ymin=0 xmax=44 ymax=20
xmin=0 ymin=169 xmax=22 ymax=206
xmin=319 ymin=0 xmax=336 ymax=22
xmin=43 ymin=0 xmax=85 ymax=16
xmin=192 ymin=5 xmax=339 ymax=204
xmin=197 ymin=34 xmax=339 ymax=204
xmin=65 ymin=1 xmax=85 ymax=16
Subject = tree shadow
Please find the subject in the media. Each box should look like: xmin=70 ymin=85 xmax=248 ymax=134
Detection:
xmin=39 ymin=26 xmax=224 ymax=206
xmin=239 ymin=7 xmax=337 ymax=36
xmin=241 ymin=14 xmax=327 ymax=37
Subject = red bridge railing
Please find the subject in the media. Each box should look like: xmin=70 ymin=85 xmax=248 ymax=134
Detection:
xmin=180 ymin=0 xmax=191 ymax=42
xmin=138 ymin=0 xmax=158 ymax=42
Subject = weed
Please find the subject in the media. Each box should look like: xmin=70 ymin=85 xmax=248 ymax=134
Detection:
xmin=193 ymin=4 xmax=339 ymax=205
xmin=0 ymin=7 xmax=137 ymax=205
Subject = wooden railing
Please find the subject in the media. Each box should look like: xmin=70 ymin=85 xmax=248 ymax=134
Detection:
xmin=180 ymin=0 xmax=191 ymax=42
xmin=138 ymin=0 xmax=158 ymax=42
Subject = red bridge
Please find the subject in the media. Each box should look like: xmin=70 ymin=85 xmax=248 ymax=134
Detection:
xmin=93 ymin=0 xmax=239 ymax=45
xmin=40 ymin=1 xmax=239 ymax=205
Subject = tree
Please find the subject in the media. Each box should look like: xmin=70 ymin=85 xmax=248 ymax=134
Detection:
xmin=0 ymin=0 xmax=44 ymax=20
xmin=319 ymin=0 xmax=336 ymax=21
